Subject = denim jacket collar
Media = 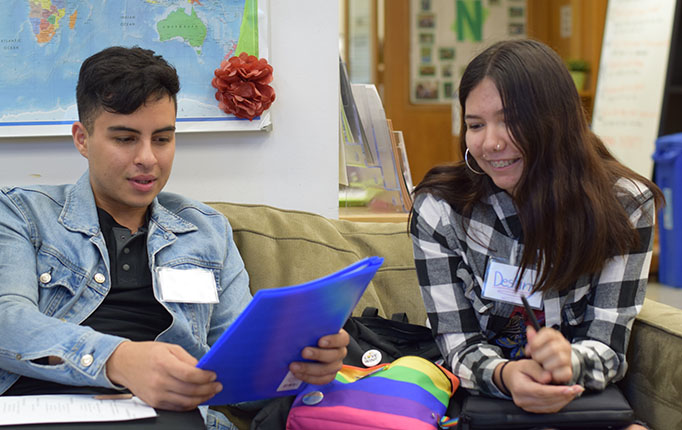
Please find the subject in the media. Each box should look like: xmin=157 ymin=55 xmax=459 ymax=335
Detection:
xmin=149 ymin=199 xmax=198 ymax=235
xmin=60 ymin=172 xmax=198 ymax=236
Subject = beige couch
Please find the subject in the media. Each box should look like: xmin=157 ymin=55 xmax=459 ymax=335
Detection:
xmin=207 ymin=202 xmax=682 ymax=430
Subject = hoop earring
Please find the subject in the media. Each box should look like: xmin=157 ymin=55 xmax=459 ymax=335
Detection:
xmin=465 ymin=148 xmax=485 ymax=175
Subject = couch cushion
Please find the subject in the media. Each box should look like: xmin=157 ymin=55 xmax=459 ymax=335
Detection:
xmin=207 ymin=203 xmax=682 ymax=429
xmin=622 ymin=297 xmax=682 ymax=429
xmin=206 ymin=202 xmax=427 ymax=325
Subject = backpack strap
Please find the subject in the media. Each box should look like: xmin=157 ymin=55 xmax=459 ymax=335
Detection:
xmin=391 ymin=312 xmax=409 ymax=323
xmin=361 ymin=307 xmax=380 ymax=318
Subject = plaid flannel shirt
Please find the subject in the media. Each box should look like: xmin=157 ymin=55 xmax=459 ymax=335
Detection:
xmin=410 ymin=178 xmax=655 ymax=398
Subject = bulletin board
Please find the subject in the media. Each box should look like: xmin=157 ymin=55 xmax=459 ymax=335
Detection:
xmin=410 ymin=0 xmax=527 ymax=104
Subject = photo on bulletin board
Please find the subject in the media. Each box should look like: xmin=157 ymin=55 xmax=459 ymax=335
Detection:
xmin=439 ymin=47 xmax=456 ymax=60
xmin=419 ymin=65 xmax=437 ymax=76
xmin=0 ymin=0 xmax=271 ymax=137
xmin=417 ymin=13 xmax=436 ymax=29
xmin=443 ymin=82 xmax=455 ymax=99
xmin=421 ymin=46 xmax=433 ymax=63
xmin=441 ymin=64 xmax=453 ymax=77
xmin=419 ymin=33 xmax=435 ymax=44
xmin=415 ymin=81 xmax=439 ymax=101
xmin=409 ymin=0 xmax=526 ymax=104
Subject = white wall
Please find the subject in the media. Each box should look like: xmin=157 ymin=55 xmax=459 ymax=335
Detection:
xmin=0 ymin=1 xmax=340 ymax=218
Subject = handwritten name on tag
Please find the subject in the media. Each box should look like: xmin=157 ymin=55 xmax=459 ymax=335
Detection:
xmin=482 ymin=260 xmax=542 ymax=309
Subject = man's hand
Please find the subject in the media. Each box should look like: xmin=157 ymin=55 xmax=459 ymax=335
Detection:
xmin=525 ymin=326 xmax=574 ymax=384
xmin=106 ymin=341 xmax=222 ymax=411
xmin=288 ymin=329 xmax=349 ymax=385
xmin=498 ymin=359 xmax=583 ymax=413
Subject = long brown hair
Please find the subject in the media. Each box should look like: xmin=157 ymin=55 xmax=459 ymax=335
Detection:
xmin=413 ymin=39 xmax=664 ymax=293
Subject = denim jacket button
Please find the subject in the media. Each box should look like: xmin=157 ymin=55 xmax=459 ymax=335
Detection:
xmin=80 ymin=354 xmax=94 ymax=367
xmin=39 ymin=273 xmax=52 ymax=284
xmin=94 ymin=273 xmax=106 ymax=284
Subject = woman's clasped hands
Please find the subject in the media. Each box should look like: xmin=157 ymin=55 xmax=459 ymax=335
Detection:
xmin=495 ymin=326 xmax=583 ymax=414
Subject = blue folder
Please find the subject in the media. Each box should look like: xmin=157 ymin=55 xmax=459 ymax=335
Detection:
xmin=197 ymin=256 xmax=384 ymax=405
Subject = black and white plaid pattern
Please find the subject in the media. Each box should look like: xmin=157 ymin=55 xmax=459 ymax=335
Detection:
xmin=410 ymin=178 xmax=656 ymax=397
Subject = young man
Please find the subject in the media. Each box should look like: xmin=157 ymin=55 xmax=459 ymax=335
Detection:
xmin=0 ymin=46 xmax=347 ymax=427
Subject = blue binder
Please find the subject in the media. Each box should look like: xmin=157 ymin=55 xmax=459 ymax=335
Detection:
xmin=197 ymin=256 xmax=384 ymax=405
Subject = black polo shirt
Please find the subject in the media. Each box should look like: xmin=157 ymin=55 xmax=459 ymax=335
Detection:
xmin=82 ymin=208 xmax=172 ymax=340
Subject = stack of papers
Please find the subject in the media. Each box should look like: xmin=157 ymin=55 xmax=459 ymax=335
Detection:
xmin=0 ymin=394 xmax=156 ymax=426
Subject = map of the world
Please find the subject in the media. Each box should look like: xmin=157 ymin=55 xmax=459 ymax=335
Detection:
xmin=0 ymin=0 xmax=264 ymax=136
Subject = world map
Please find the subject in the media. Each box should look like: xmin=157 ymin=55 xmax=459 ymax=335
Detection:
xmin=0 ymin=0 xmax=257 ymax=135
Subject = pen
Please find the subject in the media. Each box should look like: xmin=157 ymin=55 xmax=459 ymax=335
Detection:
xmin=521 ymin=295 xmax=541 ymax=331
xmin=93 ymin=393 xmax=133 ymax=400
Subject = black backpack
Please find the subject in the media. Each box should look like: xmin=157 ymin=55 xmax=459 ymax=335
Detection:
xmin=343 ymin=307 xmax=441 ymax=366
xmin=248 ymin=307 xmax=442 ymax=430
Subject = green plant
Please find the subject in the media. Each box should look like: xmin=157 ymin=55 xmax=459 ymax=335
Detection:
xmin=566 ymin=59 xmax=590 ymax=72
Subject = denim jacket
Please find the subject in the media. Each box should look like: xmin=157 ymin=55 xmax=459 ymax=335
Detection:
xmin=0 ymin=172 xmax=251 ymax=428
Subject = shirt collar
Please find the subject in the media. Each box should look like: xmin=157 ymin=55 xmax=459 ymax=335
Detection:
xmin=96 ymin=206 xmax=150 ymax=236
xmin=482 ymin=180 xmax=523 ymax=239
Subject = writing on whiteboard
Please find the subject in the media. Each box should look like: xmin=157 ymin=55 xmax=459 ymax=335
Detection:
xmin=591 ymin=0 xmax=677 ymax=178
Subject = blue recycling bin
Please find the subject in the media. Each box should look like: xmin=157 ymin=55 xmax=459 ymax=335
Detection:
xmin=652 ymin=132 xmax=682 ymax=288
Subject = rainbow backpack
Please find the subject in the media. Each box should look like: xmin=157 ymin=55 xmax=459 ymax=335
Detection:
xmin=286 ymin=356 xmax=460 ymax=430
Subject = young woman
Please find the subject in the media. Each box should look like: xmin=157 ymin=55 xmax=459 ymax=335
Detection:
xmin=410 ymin=39 xmax=662 ymax=429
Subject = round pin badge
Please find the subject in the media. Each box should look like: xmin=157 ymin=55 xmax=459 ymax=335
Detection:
xmin=361 ymin=349 xmax=382 ymax=367
xmin=302 ymin=390 xmax=324 ymax=405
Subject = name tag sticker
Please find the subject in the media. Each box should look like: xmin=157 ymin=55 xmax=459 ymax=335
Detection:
xmin=482 ymin=260 xmax=543 ymax=309
xmin=157 ymin=267 xmax=219 ymax=304
xmin=277 ymin=371 xmax=303 ymax=392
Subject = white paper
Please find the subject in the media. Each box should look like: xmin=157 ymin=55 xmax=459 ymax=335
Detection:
xmin=0 ymin=395 xmax=157 ymax=426
xmin=157 ymin=267 xmax=219 ymax=304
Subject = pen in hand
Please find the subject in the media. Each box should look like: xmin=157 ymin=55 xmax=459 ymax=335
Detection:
xmin=521 ymin=295 xmax=542 ymax=331
xmin=522 ymin=295 xmax=576 ymax=389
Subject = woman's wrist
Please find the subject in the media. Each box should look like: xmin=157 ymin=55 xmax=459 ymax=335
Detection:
xmin=494 ymin=360 xmax=512 ymax=396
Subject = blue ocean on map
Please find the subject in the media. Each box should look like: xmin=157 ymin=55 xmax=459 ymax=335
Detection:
xmin=0 ymin=0 xmax=247 ymax=127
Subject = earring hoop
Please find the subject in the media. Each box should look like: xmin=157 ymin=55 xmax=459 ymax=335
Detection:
xmin=465 ymin=148 xmax=485 ymax=175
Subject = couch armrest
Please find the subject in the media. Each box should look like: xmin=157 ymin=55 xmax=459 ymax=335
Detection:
xmin=622 ymin=297 xmax=682 ymax=428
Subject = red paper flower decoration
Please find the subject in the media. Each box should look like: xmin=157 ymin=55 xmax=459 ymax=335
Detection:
xmin=212 ymin=52 xmax=276 ymax=121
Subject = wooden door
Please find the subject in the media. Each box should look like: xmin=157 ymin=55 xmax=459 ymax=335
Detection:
xmin=381 ymin=0 xmax=607 ymax=185
xmin=382 ymin=0 xmax=457 ymax=185
xmin=527 ymin=0 xmax=608 ymax=120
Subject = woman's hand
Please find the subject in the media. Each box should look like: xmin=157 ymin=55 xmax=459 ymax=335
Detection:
xmin=497 ymin=359 xmax=583 ymax=413
xmin=525 ymin=326 xmax=574 ymax=384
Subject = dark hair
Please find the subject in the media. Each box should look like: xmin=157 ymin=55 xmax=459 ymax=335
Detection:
xmin=76 ymin=46 xmax=180 ymax=132
xmin=413 ymin=39 xmax=664 ymax=293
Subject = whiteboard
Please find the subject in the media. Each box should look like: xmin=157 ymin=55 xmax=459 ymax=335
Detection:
xmin=591 ymin=0 xmax=677 ymax=178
